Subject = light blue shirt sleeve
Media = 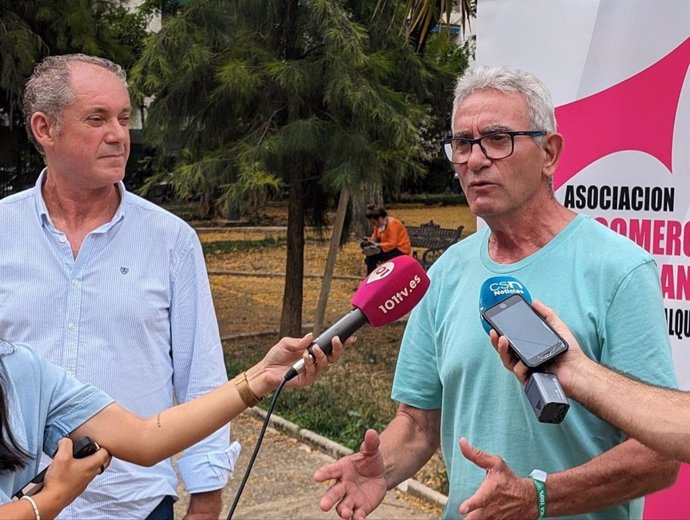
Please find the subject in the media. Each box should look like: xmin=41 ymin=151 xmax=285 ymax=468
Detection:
xmin=599 ymin=261 xmax=676 ymax=386
xmin=40 ymin=353 xmax=115 ymax=455
xmin=0 ymin=342 xmax=113 ymax=502
xmin=392 ymin=275 xmax=443 ymax=410
xmin=169 ymin=232 xmax=240 ymax=492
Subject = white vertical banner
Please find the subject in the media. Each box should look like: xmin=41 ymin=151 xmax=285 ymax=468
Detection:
xmin=476 ymin=1 xmax=690 ymax=518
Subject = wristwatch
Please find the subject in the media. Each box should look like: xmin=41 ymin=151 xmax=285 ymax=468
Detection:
xmin=530 ymin=469 xmax=547 ymax=483
xmin=530 ymin=469 xmax=548 ymax=519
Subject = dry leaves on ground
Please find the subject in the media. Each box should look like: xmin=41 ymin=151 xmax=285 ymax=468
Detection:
xmin=197 ymin=203 xmax=474 ymax=496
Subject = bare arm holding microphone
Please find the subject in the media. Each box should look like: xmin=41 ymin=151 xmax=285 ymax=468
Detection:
xmin=72 ymin=334 xmax=340 ymax=466
xmin=2 ymin=254 xmax=428 ymax=520
xmin=0 ymin=334 xmax=341 ymax=520
xmin=491 ymin=301 xmax=690 ymax=463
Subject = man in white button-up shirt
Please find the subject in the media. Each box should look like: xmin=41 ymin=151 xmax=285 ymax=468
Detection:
xmin=0 ymin=54 xmax=236 ymax=520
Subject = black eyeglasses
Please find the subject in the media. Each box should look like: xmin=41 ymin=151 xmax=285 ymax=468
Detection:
xmin=442 ymin=131 xmax=546 ymax=164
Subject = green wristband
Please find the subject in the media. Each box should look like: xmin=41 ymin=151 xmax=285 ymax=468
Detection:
xmin=531 ymin=477 xmax=547 ymax=519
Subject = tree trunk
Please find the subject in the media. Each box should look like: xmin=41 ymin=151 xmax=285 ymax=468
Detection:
xmin=280 ymin=172 xmax=305 ymax=337
xmin=313 ymin=188 xmax=350 ymax=335
xmin=278 ymin=0 xmax=304 ymax=338
xmin=350 ymin=181 xmax=383 ymax=239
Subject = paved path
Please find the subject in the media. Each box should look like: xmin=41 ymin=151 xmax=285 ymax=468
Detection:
xmin=175 ymin=411 xmax=442 ymax=520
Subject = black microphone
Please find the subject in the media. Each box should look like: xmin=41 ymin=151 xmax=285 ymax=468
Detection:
xmin=285 ymin=255 xmax=430 ymax=381
xmin=479 ymin=276 xmax=569 ymax=424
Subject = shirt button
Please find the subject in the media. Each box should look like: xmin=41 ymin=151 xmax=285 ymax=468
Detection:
xmin=72 ymin=279 xmax=80 ymax=286
xmin=59 ymin=235 xmax=67 ymax=243
xmin=68 ymin=322 xmax=76 ymax=330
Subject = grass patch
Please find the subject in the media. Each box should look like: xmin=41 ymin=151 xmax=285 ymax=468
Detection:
xmin=223 ymin=325 xmax=401 ymax=451
xmin=223 ymin=325 xmax=449 ymax=495
xmin=202 ymin=237 xmax=286 ymax=254
xmin=262 ymin=371 xmax=397 ymax=450
xmin=394 ymin=193 xmax=467 ymax=205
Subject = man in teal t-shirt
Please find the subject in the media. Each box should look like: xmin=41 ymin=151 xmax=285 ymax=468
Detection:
xmin=392 ymin=213 xmax=676 ymax=519
xmin=314 ymin=66 xmax=678 ymax=520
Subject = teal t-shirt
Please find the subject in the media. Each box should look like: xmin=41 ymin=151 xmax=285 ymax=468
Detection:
xmin=392 ymin=214 xmax=676 ymax=520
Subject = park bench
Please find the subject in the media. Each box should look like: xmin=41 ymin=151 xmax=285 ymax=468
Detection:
xmin=407 ymin=220 xmax=464 ymax=269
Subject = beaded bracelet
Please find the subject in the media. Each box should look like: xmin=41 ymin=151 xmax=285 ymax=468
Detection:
xmin=21 ymin=495 xmax=41 ymax=520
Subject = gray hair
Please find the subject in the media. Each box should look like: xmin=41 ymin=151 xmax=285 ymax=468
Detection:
xmin=451 ymin=66 xmax=557 ymax=138
xmin=23 ymin=54 xmax=127 ymax=154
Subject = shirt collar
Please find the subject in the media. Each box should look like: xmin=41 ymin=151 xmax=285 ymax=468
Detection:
xmin=34 ymin=169 xmax=127 ymax=230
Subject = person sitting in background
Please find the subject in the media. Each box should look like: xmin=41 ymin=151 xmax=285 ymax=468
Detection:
xmin=361 ymin=205 xmax=411 ymax=274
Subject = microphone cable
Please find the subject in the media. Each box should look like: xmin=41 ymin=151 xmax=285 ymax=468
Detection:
xmin=226 ymin=373 xmax=289 ymax=520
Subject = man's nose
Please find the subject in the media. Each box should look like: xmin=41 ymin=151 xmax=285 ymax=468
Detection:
xmin=465 ymin=141 xmax=490 ymax=170
xmin=105 ymin=120 xmax=129 ymax=142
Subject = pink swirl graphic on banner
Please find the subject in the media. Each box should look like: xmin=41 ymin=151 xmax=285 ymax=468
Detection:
xmin=554 ymin=38 xmax=690 ymax=190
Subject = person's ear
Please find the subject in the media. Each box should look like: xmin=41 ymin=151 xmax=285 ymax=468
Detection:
xmin=542 ymin=132 xmax=564 ymax=178
xmin=31 ymin=112 xmax=57 ymax=150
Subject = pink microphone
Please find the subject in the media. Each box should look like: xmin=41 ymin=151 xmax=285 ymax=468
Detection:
xmin=285 ymin=255 xmax=430 ymax=380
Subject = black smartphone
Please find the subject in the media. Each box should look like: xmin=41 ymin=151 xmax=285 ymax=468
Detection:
xmin=481 ymin=294 xmax=569 ymax=368
xmin=13 ymin=437 xmax=100 ymax=499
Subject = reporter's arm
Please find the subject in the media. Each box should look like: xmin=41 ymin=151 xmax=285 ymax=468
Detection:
xmin=72 ymin=334 xmax=340 ymax=466
xmin=1 ymin=438 xmax=110 ymax=520
xmin=534 ymin=302 xmax=690 ymax=462
xmin=571 ymin=360 xmax=690 ymax=462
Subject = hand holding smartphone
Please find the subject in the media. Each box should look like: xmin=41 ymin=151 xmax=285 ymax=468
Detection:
xmin=13 ymin=437 xmax=101 ymax=499
xmin=481 ymin=293 xmax=568 ymax=368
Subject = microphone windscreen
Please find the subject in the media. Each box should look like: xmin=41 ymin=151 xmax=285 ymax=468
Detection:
xmin=478 ymin=276 xmax=532 ymax=334
xmin=351 ymin=255 xmax=430 ymax=327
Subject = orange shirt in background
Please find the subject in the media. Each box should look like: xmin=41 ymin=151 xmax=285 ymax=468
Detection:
xmin=371 ymin=217 xmax=411 ymax=255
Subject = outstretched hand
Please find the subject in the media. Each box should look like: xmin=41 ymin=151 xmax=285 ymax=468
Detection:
xmin=261 ymin=333 xmax=347 ymax=389
xmin=314 ymin=429 xmax=387 ymax=520
xmin=458 ymin=438 xmax=535 ymax=520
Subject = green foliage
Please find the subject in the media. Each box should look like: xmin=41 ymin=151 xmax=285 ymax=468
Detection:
xmin=130 ymin=0 xmax=462 ymax=214
xmin=0 ymin=0 xmax=148 ymax=187
xmin=374 ymin=0 xmax=475 ymax=51
xmin=394 ymin=192 xmax=467 ymax=205
xmin=100 ymin=4 xmax=149 ymax=70
xmin=132 ymin=0 xmax=472 ymax=334
xmin=268 ymin=379 xmax=395 ymax=450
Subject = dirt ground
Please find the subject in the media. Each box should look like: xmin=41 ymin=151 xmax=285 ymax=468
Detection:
xmin=198 ymin=203 xmax=476 ymax=496
xmin=175 ymin=411 xmax=443 ymax=520
xmin=201 ymin=203 xmax=476 ymax=338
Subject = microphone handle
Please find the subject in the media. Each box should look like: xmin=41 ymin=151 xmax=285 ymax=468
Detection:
xmin=285 ymin=307 xmax=367 ymax=381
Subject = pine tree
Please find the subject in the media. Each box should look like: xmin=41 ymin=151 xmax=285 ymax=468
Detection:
xmin=131 ymin=0 xmax=466 ymax=336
